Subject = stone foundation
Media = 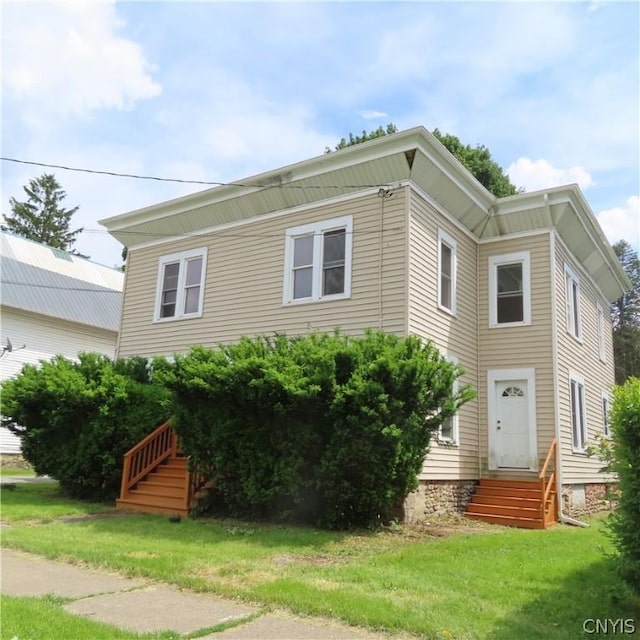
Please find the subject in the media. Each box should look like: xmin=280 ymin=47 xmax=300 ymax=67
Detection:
xmin=561 ymin=483 xmax=617 ymax=517
xmin=403 ymin=480 xmax=478 ymax=524
xmin=0 ymin=453 xmax=32 ymax=470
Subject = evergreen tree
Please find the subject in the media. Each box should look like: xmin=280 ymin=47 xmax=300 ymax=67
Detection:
xmin=612 ymin=240 xmax=640 ymax=383
xmin=3 ymin=173 xmax=88 ymax=258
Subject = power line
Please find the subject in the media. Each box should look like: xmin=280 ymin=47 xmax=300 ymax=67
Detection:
xmin=0 ymin=156 xmax=389 ymax=190
xmin=79 ymin=226 xmax=403 ymax=239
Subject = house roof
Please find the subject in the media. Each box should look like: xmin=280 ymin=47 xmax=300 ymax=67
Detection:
xmin=0 ymin=232 xmax=124 ymax=332
xmin=99 ymin=126 xmax=631 ymax=302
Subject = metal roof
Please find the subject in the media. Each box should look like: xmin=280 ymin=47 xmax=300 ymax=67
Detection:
xmin=100 ymin=126 xmax=630 ymax=302
xmin=0 ymin=233 xmax=124 ymax=331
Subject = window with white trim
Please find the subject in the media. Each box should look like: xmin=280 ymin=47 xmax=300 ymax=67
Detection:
xmin=488 ymin=252 xmax=531 ymax=327
xmin=154 ymin=248 xmax=207 ymax=321
xmin=438 ymin=229 xmax=457 ymax=314
xmin=602 ymin=393 xmax=610 ymax=438
xmin=283 ymin=216 xmax=353 ymax=304
xmin=438 ymin=354 xmax=459 ymax=444
xmin=597 ymin=303 xmax=605 ymax=361
xmin=565 ymin=264 xmax=582 ymax=340
xmin=569 ymin=374 xmax=586 ymax=451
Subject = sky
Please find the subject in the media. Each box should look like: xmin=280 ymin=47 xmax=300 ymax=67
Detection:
xmin=1 ymin=0 xmax=639 ymax=270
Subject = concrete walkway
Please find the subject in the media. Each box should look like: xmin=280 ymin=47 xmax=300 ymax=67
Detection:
xmin=1 ymin=548 xmax=402 ymax=639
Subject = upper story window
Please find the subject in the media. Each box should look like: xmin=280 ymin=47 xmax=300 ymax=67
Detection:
xmin=154 ymin=248 xmax=207 ymax=321
xmin=438 ymin=229 xmax=457 ymax=315
xmin=565 ymin=264 xmax=582 ymax=341
xmin=283 ymin=215 xmax=353 ymax=304
xmin=597 ymin=302 xmax=605 ymax=361
xmin=488 ymin=252 xmax=531 ymax=327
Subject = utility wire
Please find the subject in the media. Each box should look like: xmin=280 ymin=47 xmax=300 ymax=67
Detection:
xmin=0 ymin=156 xmax=390 ymax=190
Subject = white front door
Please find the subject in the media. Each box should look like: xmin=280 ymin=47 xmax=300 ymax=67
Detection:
xmin=494 ymin=379 xmax=530 ymax=468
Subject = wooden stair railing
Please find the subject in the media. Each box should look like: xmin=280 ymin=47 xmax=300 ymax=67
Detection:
xmin=119 ymin=420 xmax=177 ymax=502
xmin=539 ymin=438 xmax=558 ymax=526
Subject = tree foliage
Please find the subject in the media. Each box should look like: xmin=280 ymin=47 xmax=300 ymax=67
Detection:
xmin=0 ymin=353 xmax=171 ymax=500
xmin=612 ymin=241 xmax=640 ymax=383
xmin=608 ymin=377 xmax=640 ymax=593
xmin=327 ymin=123 xmax=399 ymax=152
xmin=155 ymin=330 xmax=475 ymax=529
xmin=326 ymin=123 xmax=519 ymax=198
xmin=431 ymin=129 xmax=519 ymax=197
xmin=3 ymin=173 xmax=88 ymax=258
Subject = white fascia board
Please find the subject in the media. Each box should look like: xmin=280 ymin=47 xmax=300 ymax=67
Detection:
xmin=121 ymin=186 xmax=383 ymax=253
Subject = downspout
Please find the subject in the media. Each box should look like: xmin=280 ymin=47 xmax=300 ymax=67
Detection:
xmin=549 ymin=225 xmax=589 ymax=528
xmin=114 ymin=245 xmax=129 ymax=360
xmin=377 ymin=187 xmax=392 ymax=329
xmin=477 ymin=236 xmax=482 ymax=480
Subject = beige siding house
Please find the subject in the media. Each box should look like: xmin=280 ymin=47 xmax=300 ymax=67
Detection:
xmin=101 ymin=127 xmax=630 ymax=525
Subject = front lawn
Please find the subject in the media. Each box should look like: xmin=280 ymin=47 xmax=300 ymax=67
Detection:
xmin=1 ymin=481 xmax=636 ymax=639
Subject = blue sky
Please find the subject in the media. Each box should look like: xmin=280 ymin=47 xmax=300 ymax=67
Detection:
xmin=2 ymin=1 xmax=639 ymax=269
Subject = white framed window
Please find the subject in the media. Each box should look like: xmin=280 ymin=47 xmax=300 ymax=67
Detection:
xmin=565 ymin=264 xmax=582 ymax=341
xmin=602 ymin=392 xmax=610 ymax=438
xmin=597 ymin=303 xmax=605 ymax=361
xmin=569 ymin=372 xmax=587 ymax=452
xmin=154 ymin=248 xmax=207 ymax=321
xmin=438 ymin=354 xmax=459 ymax=444
xmin=437 ymin=229 xmax=457 ymax=315
xmin=488 ymin=252 xmax=531 ymax=327
xmin=283 ymin=215 xmax=353 ymax=304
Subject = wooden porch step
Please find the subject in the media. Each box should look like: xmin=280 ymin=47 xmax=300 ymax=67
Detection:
xmin=465 ymin=512 xmax=545 ymax=529
xmin=132 ymin=482 xmax=186 ymax=498
xmin=469 ymin=495 xmax=541 ymax=508
xmin=126 ymin=489 xmax=187 ymax=510
xmin=152 ymin=466 xmax=188 ymax=479
xmin=116 ymin=498 xmax=189 ymax=517
xmin=464 ymin=477 xmax=556 ymax=529
xmin=474 ymin=486 xmax=542 ymax=499
xmin=466 ymin=503 xmax=542 ymax=519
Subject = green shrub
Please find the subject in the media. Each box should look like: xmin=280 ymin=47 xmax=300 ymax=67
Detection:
xmin=609 ymin=377 xmax=640 ymax=593
xmin=157 ymin=330 xmax=474 ymax=528
xmin=0 ymin=353 xmax=171 ymax=500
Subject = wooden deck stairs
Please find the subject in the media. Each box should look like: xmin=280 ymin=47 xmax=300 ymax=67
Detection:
xmin=116 ymin=421 xmax=203 ymax=517
xmin=464 ymin=440 xmax=558 ymax=529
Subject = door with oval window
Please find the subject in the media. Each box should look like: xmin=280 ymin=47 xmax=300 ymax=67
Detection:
xmin=495 ymin=380 xmax=530 ymax=468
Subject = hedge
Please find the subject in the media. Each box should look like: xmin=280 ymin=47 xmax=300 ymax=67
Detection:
xmin=156 ymin=330 xmax=474 ymax=528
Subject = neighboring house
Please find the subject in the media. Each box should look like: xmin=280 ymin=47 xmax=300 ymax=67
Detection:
xmin=101 ymin=126 xmax=630 ymax=527
xmin=0 ymin=232 xmax=124 ymax=454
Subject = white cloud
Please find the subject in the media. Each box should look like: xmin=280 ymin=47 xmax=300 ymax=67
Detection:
xmin=359 ymin=111 xmax=388 ymax=120
xmin=2 ymin=1 xmax=161 ymax=118
xmin=507 ymin=158 xmax=594 ymax=192
xmin=597 ymin=196 xmax=640 ymax=250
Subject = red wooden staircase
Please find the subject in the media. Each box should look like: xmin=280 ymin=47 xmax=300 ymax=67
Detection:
xmin=464 ymin=440 xmax=558 ymax=529
xmin=117 ymin=421 xmax=201 ymax=517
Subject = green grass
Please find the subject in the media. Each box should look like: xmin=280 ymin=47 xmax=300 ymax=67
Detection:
xmin=0 ymin=482 xmax=113 ymax=523
xmin=1 ymin=482 xmax=638 ymax=639
xmin=0 ymin=466 xmax=35 ymax=476
xmin=0 ymin=595 xmax=180 ymax=640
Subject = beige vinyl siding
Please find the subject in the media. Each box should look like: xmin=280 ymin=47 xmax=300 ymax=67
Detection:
xmin=407 ymin=189 xmax=479 ymax=480
xmin=478 ymin=232 xmax=555 ymax=475
xmin=118 ymin=191 xmax=407 ymax=357
xmin=554 ymin=234 xmax=616 ymax=484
